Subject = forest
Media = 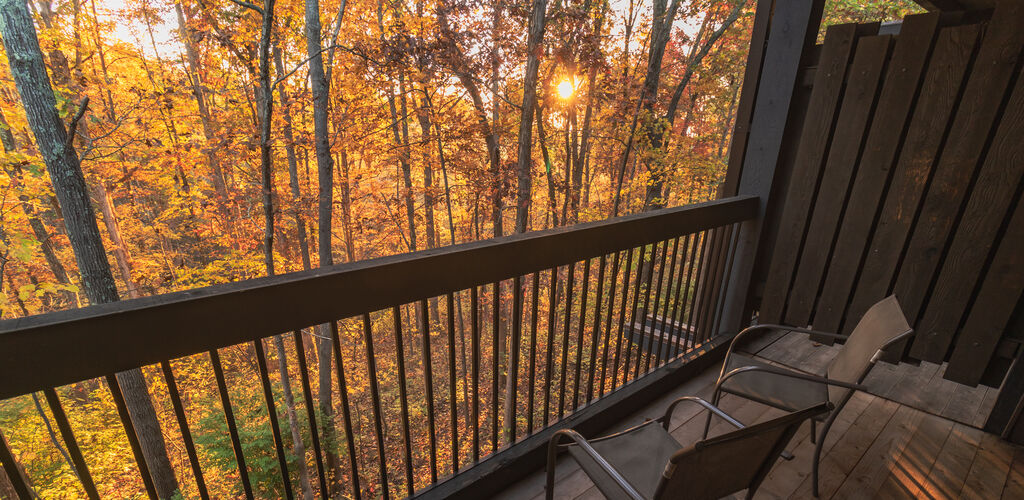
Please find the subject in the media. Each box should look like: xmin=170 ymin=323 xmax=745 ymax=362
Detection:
xmin=0 ymin=0 xmax=919 ymax=498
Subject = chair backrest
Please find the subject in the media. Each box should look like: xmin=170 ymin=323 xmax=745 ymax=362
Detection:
xmin=655 ymin=404 xmax=829 ymax=500
xmin=825 ymin=295 xmax=912 ymax=402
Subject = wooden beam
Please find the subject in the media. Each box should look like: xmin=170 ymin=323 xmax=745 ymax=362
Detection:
xmin=757 ymin=23 xmax=861 ymax=325
xmin=719 ymin=0 xmax=826 ymax=335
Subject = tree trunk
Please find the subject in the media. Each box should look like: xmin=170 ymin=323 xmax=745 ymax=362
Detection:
xmin=91 ymin=182 xmax=140 ymax=298
xmin=436 ymin=3 xmax=501 ymax=238
xmin=339 ymin=150 xmax=356 ymax=262
xmin=513 ymin=0 xmax=547 ymax=234
xmin=0 ymin=2 xmax=180 ymax=497
xmin=174 ymin=1 xmax=228 ymax=200
xmin=0 ymin=109 xmax=77 ymax=309
xmin=304 ymin=0 xmax=345 ymax=492
xmin=536 ymin=103 xmax=558 ymax=226
xmin=643 ymin=0 xmax=743 ymax=210
xmin=274 ymin=44 xmax=312 ymax=271
xmin=388 ymin=75 xmax=416 ymax=251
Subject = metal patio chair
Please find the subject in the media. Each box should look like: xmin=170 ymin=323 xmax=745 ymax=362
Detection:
xmin=706 ymin=294 xmax=913 ymax=497
xmin=545 ymin=398 xmax=829 ymax=499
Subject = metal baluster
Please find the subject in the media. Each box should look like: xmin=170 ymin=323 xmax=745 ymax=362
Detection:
xmin=0 ymin=428 xmax=33 ymax=499
xmin=641 ymin=240 xmax=667 ymax=375
xmin=470 ymin=287 xmax=480 ymax=463
xmin=391 ymin=307 xmax=415 ymax=496
xmin=598 ymin=251 xmax=622 ymax=396
xmin=542 ymin=268 xmax=558 ymax=426
xmin=611 ymin=248 xmax=635 ymax=389
xmin=42 ymin=387 xmax=99 ymax=499
xmin=361 ymin=314 xmax=390 ymax=499
xmin=289 ymin=331 xmax=328 ymax=498
xmin=328 ymin=321 xmax=362 ymax=500
xmin=710 ymin=225 xmax=741 ymax=340
xmin=687 ymin=230 xmax=712 ymax=349
xmin=490 ymin=281 xmax=501 ymax=454
xmin=506 ymin=277 xmax=523 ymax=443
xmin=526 ymin=272 xmax=540 ymax=435
xmin=104 ymin=374 xmax=157 ymax=499
xmin=572 ymin=259 xmax=591 ymax=411
xmin=419 ymin=299 xmax=438 ymax=482
xmin=695 ymin=227 xmax=725 ymax=345
xmin=623 ymin=245 xmax=646 ymax=384
xmin=656 ymin=238 xmax=681 ymax=367
xmin=208 ymin=350 xmax=254 ymax=499
xmin=160 ymin=361 xmax=209 ymax=499
xmin=586 ymin=255 xmax=608 ymax=404
xmin=558 ymin=263 xmax=576 ymax=418
xmin=668 ymin=234 xmax=694 ymax=360
xmin=252 ymin=339 xmax=294 ymax=499
xmin=446 ymin=293 xmax=459 ymax=475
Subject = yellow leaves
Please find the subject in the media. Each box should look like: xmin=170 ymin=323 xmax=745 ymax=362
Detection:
xmin=15 ymin=281 xmax=79 ymax=302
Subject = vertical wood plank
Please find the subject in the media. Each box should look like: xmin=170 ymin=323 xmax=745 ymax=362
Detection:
xmin=813 ymin=14 xmax=942 ymax=335
xmin=843 ymin=23 xmax=981 ymax=336
xmin=784 ymin=35 xmax=893 ymax=327
xmin=912 ymin=66 xmax=1024 ymax=363
xmin=895 ymin=0 xmax=1024 ymax=336
xmin=755 ymin=23 xmax=860 ymax=325
xmin=945 ymin=195 xmax=1024 ymax=385
xmin=718 ymin=0 xmax=826 ymax=335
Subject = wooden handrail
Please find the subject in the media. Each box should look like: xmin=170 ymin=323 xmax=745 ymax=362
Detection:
xmin=0 ymin=195 xmax=757 ymax=400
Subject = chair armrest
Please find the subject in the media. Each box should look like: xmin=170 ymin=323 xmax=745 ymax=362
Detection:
xmin=718 ymin=365 xmax=867 ymax=394
xmin=662 ymin=396 xmax=745 ymax=431
xmin=730 ymin=324 xmax=848 ymax=351
xmin=721 ymin=324 xmax=848 ymax=380
xmin=548 ymin=429 xmax=645 ymax=500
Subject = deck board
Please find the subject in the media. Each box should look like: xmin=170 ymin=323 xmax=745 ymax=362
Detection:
xmin=500 ymin=337 xmax=1020 ymax=499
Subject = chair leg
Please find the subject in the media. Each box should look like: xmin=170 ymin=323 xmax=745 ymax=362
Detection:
xmin=811 ymin=413 xmax=838 ymax=498
xmin=810 ymin=420 xmax=817 ymax=444
xmin=546 ymin=435 xmax=561 ymax=500
xmin=703 ymin=388 xmax=722 ymax=439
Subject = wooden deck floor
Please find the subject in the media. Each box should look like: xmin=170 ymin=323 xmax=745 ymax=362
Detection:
xmin=497 ymin=332 xmax=1021 ymax=499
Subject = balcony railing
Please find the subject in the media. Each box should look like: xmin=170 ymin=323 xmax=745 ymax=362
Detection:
xmin=0 ymin=195 xmax=757 ymax=499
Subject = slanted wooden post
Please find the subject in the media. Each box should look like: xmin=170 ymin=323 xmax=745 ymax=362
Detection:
xmin=718 ymin=0 xmax=826 ymax=335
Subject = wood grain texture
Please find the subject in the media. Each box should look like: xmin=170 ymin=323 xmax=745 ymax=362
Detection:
xmin=896 ymin=0 xmax=1024 ymax=340
xmin=942 ymin=192 xmax=1024 ymax=387
xmin=784 ymin=35 xmax=893 ymax=328
xmin=812 ymin=13 xmax=942 ymax=335
xmin=757 ymin=23 xmax=861 ymax=325
xmin=842 ymin=24 xmax=980 ymax=336
xmin=833 ymin=404 xmax=927 ymax=498
xmin=911 ymin=64 xmax=1024 ymax=363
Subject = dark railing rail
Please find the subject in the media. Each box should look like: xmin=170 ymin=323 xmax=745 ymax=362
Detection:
xmin=0 ymin=195 xmax=757 ymax=499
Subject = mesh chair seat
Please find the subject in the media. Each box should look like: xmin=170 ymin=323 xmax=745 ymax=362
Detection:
xmin=566 ymin=420 xmax=680 ymax=499
xmin=719 ymin=354 xmax=829 ymax=412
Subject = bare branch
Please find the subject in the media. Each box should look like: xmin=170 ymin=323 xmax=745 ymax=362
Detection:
xmin=64 ymin=96 xmax=89 ymax=153
xmin=227 ymin=0 xmax=264 ymax=14
xmin=272 ymin=44 xmax=343 ymax=89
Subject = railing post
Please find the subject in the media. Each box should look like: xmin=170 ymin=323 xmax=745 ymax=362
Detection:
xmin=719 ymin=0 xmax=825 ymax=335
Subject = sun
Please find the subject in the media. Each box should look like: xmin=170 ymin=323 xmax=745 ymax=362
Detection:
xmin=557 ymin=79 xmax=575 ymax=99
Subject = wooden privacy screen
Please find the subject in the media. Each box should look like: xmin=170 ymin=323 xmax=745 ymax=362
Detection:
xmin=755 ymin=2 xmax=1024 ymax=388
